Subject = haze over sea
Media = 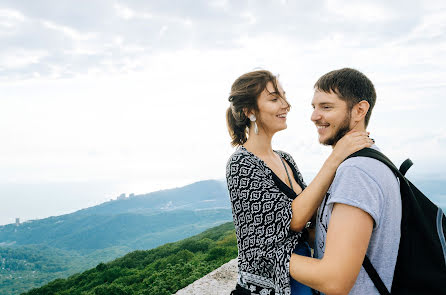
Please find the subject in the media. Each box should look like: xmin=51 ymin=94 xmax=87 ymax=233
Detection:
xmin=1 ymin=1 xmax=445 ymax=225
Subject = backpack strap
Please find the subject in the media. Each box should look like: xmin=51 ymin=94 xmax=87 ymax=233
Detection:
xmin=363 ymin=255 xmax=391 ymax=295
xmin=347 ymin=148 xmax=407 ymax=180
xmin=399 ymin=158 xmax=413 ymax=176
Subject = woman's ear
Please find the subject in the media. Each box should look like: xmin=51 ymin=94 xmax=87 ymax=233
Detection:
xmin=243 ymin=108 xmax=252 ymax=118
xmin=352 ymin=100 xmax=370 ymax=122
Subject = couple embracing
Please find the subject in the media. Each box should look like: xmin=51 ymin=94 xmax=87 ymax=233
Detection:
xmin=226 ymin=68 xmax=401 ymax=295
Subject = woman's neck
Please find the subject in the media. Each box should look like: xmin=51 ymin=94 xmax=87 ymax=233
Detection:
xmin=243 ymin=131 xmax=275 ymax=157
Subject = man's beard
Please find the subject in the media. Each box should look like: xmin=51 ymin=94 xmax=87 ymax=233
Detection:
xmin=321 ymin=112 xmax=351 ymax=146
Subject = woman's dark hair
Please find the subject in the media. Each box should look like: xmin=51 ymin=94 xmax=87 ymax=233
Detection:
xmin=226 ymin=70 xmax=289 ymax=146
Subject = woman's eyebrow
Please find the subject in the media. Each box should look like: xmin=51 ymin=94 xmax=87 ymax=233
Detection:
xmin=268 ymin=91 xmax=286 ymax=96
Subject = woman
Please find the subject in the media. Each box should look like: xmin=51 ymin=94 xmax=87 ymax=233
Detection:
xmin=226 ymin=70 xmax=372 ymax=295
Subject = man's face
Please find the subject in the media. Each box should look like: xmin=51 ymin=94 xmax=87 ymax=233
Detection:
xmin=311 ymin=90 xmax=352 ymax=146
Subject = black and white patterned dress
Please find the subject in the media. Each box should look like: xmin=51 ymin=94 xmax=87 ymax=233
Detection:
xmin=226 ymin=146 xmax=307 ymax=295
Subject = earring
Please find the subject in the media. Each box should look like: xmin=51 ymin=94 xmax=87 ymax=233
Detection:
xmin=249 ymin=114 xmax=258 ymax=135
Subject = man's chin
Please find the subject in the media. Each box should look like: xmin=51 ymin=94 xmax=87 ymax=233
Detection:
xmin=319 ymin=137 xmax=335 ymax=146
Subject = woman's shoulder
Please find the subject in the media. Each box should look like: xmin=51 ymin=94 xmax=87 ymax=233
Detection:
xmin=226 ymin=146 xmax=269 ymax=178
xmin=226 ymin=146 xmax=257 ymax=167
xmin=275 ymin=150 xmax=297 ymax=165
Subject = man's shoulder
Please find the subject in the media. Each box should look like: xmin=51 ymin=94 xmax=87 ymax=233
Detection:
xmin=339 ymin=156 xmax=387 ymax=172
xmin=335 ymin=147 xmax=398 ymax=190
xmin=338 ymin=146 xmax=391 ymax=174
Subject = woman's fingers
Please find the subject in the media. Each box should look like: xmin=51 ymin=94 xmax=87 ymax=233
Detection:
xmin=331 ymin=130 xmax=374 ymax=163
xmin=344 ymin=132 xmax=373 ymax=150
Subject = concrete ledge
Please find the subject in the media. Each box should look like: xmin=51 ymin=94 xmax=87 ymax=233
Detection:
xmin=174 ymin=258 xmax=238 ymax=295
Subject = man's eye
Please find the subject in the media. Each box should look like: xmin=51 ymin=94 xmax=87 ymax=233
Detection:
xmin=272 ymin=98 xmax=278 ymax=101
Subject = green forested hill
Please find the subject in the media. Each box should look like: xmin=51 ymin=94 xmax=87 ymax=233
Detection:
xmin=0 ymin=180 xmax=232 ymax=294
xmin=22 ymin=222 xmax=237 ymax=295
xmin=0 ymin=245 xmax=129 ymax=295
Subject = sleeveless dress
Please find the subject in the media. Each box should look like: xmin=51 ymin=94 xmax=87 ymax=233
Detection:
xmin=226 ymin=146 xmax=313 ymax=295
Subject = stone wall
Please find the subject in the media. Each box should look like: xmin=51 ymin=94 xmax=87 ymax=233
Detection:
xmin=174 ymin=258 xmax=237 ymax=295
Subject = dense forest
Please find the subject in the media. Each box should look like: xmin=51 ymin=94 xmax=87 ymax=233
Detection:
xmin=0 ymin=245 xmax=128 ymax=295
xmin=23 ymin=222 xmax=237 ymax=295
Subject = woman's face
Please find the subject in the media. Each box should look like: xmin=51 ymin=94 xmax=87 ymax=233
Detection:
xmin=255 ymin=81 xmax=290 ymax=134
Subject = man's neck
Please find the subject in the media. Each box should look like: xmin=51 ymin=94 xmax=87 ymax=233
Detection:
xmin=332 ymin=125 xmax=367 ymax=149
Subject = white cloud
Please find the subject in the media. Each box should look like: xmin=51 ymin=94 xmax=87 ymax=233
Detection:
xmin=209 ymin=0 xmax=230 ymax=10
xmin=41 ymin=20 xmax=96 ymax=41
xmin=0 ymin=49 xmax=48 ymax=69
xmin=241 ymin=11 xmax=256 ymax=25
xmin=114 ymin=3 xmax=153 ymax=20
xmin=325 ymin=0 xmax=398 ymax=22
xmin=406 ymin=10 xmax=446 ymax=40
xmin=0 ymin=8 xmax=25 ymax=23
xmin=0 ymin=0 xmax=445 ymax=224
xmin=159 ymin=25 xmax=168 ymax=36
xmin=0 ymin=8 xmax=25 ymax=35
xmin=114 ymin=3 xmax=136 ymax=20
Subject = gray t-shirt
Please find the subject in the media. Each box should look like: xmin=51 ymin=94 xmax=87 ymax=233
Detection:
xmin=314 ymin=146 xmax=402 ymax=294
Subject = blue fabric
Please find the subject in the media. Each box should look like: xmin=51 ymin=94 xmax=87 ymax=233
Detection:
xmin=290 ymin=242 xmax=313 ymax=295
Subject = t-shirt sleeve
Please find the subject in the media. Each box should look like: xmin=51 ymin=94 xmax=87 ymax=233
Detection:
xmin=327 ymin=165 xmax=384 ymax=228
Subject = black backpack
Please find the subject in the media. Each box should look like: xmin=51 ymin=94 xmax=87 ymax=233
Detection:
xmin=347 ymin=148 xmax=446 ymax=295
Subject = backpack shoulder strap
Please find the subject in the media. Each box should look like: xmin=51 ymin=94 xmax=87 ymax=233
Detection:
xmin=363 ymin=255 xmax=391 ymax=295
xmin=347 ymin=148 xmax=405 ymax=179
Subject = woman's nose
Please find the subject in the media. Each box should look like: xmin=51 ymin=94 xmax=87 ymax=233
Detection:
xmin=280 ymin=97 xmax=290 ymax=109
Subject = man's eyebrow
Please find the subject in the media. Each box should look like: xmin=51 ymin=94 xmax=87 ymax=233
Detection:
xmin=311 ymin=102 xmax=334 ymax=107
xmin=315 ymin=102 xmax=335 ymax=105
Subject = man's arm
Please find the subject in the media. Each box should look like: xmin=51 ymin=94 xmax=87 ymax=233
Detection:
xmin=290 ymin=203 xmax=374 ymax=295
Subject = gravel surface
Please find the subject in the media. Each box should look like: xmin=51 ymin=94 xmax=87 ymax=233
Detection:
xmin=174 ymin=258 xmax=238 ymax=295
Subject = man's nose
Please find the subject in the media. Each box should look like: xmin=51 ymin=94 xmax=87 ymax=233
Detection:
xmin=311 ymin=109 xmax=320 ymax=122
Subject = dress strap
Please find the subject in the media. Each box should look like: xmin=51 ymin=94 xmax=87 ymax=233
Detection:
xmin=278 ymin=155 xmax=294 ymax=190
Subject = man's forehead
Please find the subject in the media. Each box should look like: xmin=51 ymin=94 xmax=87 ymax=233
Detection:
xmin=312 ymin=90 xmax=342 ymax=104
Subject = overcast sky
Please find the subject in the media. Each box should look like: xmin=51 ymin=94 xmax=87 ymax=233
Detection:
xmin=1 ymin=0 xmax=445 ymax=225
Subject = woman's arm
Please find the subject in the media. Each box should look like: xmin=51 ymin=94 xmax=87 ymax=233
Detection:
xmin=290 ymin=131 xmax=372 ymax=231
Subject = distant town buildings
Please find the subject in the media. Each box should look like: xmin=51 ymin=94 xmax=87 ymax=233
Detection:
xmin=15 ymin=218 xmax=20 ymax=226
xmin=109 ymin=193 xmax=136 ymax=201
xmin=117 ymin=193 xmax=126 ymax=200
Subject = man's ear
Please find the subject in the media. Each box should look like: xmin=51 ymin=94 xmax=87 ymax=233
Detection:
xmin=352 ymin=100 xmax=370 ymax=122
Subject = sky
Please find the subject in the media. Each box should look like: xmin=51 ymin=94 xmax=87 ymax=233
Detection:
xmin=1 ymin=0 xmax=445 ymax=225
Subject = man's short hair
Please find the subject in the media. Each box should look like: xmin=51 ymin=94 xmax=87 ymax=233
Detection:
xmin=314 ymin=68 xmax=376 ymax=127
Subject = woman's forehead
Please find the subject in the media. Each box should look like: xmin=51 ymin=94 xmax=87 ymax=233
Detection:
xmin=265 ymin=80 xmax=285 ymax=95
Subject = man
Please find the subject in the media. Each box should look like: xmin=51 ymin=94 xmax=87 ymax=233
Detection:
xmin=290 ymin=68 xmax=402 ymax=295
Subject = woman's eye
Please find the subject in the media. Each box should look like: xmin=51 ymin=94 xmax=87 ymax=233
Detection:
xmin=272 ymin=98 xmax=278 ymax=102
